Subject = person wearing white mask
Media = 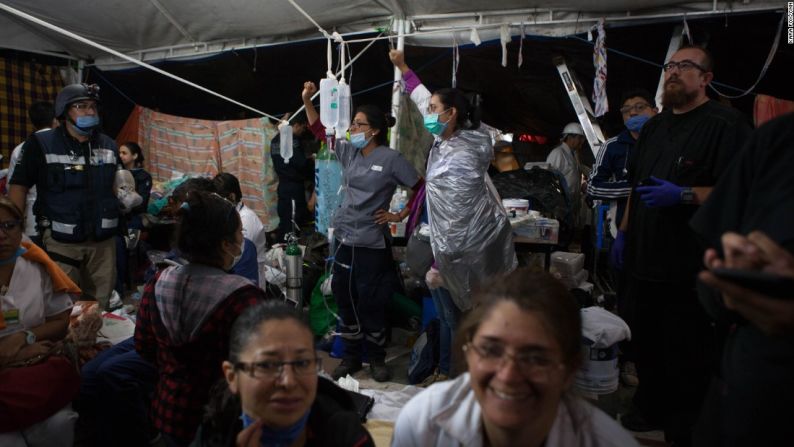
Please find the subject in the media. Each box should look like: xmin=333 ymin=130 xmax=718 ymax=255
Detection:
xmin=301 ymin=82 xmax=420 ymax=382
xmin=134 ymin=190 xmax=267 ymax=446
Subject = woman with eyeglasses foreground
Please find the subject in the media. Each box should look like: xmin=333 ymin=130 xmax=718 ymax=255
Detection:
xmin=0 ymin=197 xmax=81 ymax=446
xmin=192 ymin=301 xmax=374 ymax=447
xmin=392 ymin=269 xmax=638 ymax=447
xmin=135 ymin=191 xmax=268 ymax=446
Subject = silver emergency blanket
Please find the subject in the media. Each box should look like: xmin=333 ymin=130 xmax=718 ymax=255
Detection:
xmin=425 ymin=129 xmax=517 ymax=311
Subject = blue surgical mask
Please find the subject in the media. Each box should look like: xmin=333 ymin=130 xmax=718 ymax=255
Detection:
xmin=349 ymin=131 xmax=371 ymax=149
xmin=423 ymin=113 xmax=448 ymax=136
xmin=625 ymin=115 xmax=650 ymax=133
xmin=72 ymin=115 xmax=100 ymax=135
xmin=0 ymin=247 xmax=26 ymax=266
xmin=241 ymin=410 xmax=311 ymax=447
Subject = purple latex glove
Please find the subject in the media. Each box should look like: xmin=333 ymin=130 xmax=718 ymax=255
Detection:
xmin=636 ymin=176 xmax=683 ymax=207
xmin=610 ymin=230 xmax=626 ymax=270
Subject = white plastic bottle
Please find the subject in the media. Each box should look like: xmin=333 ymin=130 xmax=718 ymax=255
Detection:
xmin=335 ymin=80 xmax=351 ymax=136
xmin=319 ymin=76 xmax=339 ymax=130
xmin=398 ymin=190 xmax=408 ymax=213
xmin=279 ymin=121 xmax=293 ymax=163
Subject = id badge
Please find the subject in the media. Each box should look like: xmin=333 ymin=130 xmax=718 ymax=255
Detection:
xmin=0 ymin=294 xmax=21 ymax=334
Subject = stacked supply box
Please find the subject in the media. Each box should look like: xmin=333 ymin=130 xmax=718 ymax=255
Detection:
xmin=550 ymin=251 xmax=589 ymax=290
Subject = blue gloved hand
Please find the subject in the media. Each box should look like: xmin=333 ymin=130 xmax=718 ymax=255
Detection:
xmin=610 ymin=230 xmax=626 ymax=270
xmin=635 ymin=176 xmax=683 ymax=207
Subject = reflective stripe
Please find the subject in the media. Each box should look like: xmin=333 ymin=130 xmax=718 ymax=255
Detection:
xmin=44 ymin=148 xmax=116 ymax=166
xmin=52 ymin=221 xmax=76 ymax=235
xmin=90 ymin=149 xmax=116 ymax=165
xmin=101 ymin=218 xmax=118 ymax=229
xmin=44 ymin=154 xmax=86 ymax=165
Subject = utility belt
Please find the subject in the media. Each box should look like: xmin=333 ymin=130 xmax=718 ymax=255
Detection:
xmin=37 ymin=215 xmax=117 ymax=244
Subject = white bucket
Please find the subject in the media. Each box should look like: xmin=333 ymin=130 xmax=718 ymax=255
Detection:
xmin=502 ymin=199 xmax=530 ymax=218
xmin=575 ymin=339 xmax=619 ymax=394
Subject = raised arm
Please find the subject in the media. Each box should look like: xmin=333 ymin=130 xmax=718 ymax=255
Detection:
xmin=302 ymin=81 xmax=319 ymax=126
xmin=389 ymin=50 xmax=432 ymax=117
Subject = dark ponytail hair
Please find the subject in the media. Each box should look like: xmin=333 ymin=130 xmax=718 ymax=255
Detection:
xmin=355 ymin=104 xmax=395 ymax=146
xmin=175 ymin=190 xmax=240 ymax=265
xmin=227 ymin=301 xmax=311 ymax=364
xmin=121 ymin=141 xmax=144 ymax=167
xmin=434 ymin=88 xmax=481 ymax=130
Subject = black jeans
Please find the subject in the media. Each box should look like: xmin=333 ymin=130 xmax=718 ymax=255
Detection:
xmin=331 ymin=242 xmax=394 ymax=363
xmin=629 ymin=276 xmax=717 ymax=446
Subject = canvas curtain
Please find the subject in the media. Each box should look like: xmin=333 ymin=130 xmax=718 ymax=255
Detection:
xmin=0 ymin=57 xmax=63 ymax=162
xmin=132 ymin=107 xmax=279 ymax=230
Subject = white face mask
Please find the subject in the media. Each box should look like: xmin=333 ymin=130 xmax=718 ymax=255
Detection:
xmin=227 ymin=240 xmax=243 ymax=270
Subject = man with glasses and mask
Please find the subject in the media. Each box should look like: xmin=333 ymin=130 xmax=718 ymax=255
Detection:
xmin=587 ymin=88 xmax=657 ymax=390
xmin=613 ymin=46 xmax=751 ymax=444
xmin=9 ymin=83 xmax=122 ymax=310
xmin=587 ymin=89 xmax=657 ymax=232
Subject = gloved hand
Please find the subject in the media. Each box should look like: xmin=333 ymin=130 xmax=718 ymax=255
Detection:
xmin=636 ymin=176 xmax=683 ymax=208
xmin=610 ymin=230 xmax=626 ymax=270
xmin=425 ymin=267 xmax=444 ymax=290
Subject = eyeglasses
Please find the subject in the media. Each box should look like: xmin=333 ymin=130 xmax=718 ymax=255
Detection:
xmin=464 ymin=341 xmax=563 ymax=380
xmin=662 ymin=60 xmax=708 ymax=73
xmin=0 ymin=220 xmax=22 ymax=234
xmin=71 ymin=102 xmax=98 ymax=111
xmin=619 ymin=103 xmax=651 ymax=114
xmin=426 ymin=106 xmax=450 ymax=115
xmin=349 ymin=121 xmax=370 ymax=129
xmin=235 ymin=357 xmax=321 ymax=379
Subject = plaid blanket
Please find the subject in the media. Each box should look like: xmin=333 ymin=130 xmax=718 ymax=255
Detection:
xmin=153 ymin=264 xmax=253 ymax=345
xmin=0 ymin=57 xmax=63 ymax=162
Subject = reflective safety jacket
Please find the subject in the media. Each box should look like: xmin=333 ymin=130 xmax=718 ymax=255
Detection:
xmin=34 ymin=130 xmax=120 ymax=242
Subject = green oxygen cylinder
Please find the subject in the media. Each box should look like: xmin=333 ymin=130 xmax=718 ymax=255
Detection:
xmin=285 ymin=199 xmax=303 ymax=307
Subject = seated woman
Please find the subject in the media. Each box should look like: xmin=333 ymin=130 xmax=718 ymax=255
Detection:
xmin=135 ymin=190 xmax=268 ymax=446
xmin=392 ymin=269 xmax=639 ymax=447
xmin=192 ymin=301 xmax=374 ymax=447
xmin=0 ymin=197 xmax=81 ymax=446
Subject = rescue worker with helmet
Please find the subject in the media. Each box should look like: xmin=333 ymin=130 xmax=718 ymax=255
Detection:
xmin=547 ymin=122 xmax=588 ymax=230
xmin=9 ymin=83 xmax=122 ymax=310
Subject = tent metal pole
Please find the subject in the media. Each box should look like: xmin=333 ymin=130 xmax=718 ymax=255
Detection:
xmin=0 ymin=1 xmax=281 ymax=121
xmin=77 ymin=59 xmax=84 ymax=82
xmin=389 ymin=18 xmax=406 ymax=151
xmin=287 ymin=32 xmax=384 ymax=121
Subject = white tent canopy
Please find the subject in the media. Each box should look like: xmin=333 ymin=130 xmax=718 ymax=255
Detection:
xmin=0 ymin=0 xmax=781 ymax=69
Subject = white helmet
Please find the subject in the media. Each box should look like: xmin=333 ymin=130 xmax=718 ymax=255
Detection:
xmin=562 ymin=122 xmax=584 ymax=137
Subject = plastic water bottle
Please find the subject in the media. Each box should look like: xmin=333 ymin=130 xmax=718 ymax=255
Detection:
xmin=279 ymin=121 xmax=293 ymax=163
xmin=319 ymin=76 xmax=339 ymax=129
xmin=335 ymin=80 xmax=351 ymax=136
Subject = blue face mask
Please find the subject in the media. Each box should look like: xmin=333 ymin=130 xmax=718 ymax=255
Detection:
xmin=72 ymin=115 xmax=100 ymax=135
xmin=423 ymin=113 xmax=448 ymax=136
xmin=0 ymin=247 xmax=26 ymax=266
xmin=349 ymin=131 xmax=371 ymax=149
xmin=241 ymin=410 xmax=311 ymax=447
xmin=625 ymin=115 xmax=650 ymax=133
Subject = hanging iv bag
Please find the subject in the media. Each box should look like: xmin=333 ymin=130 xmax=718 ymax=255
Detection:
xmin=279 ymin=121 xmax=293 ymax=163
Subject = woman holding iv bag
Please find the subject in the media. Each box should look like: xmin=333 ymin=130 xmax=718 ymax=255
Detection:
xmin=302 ymin=81 xmax=421 ymax=382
